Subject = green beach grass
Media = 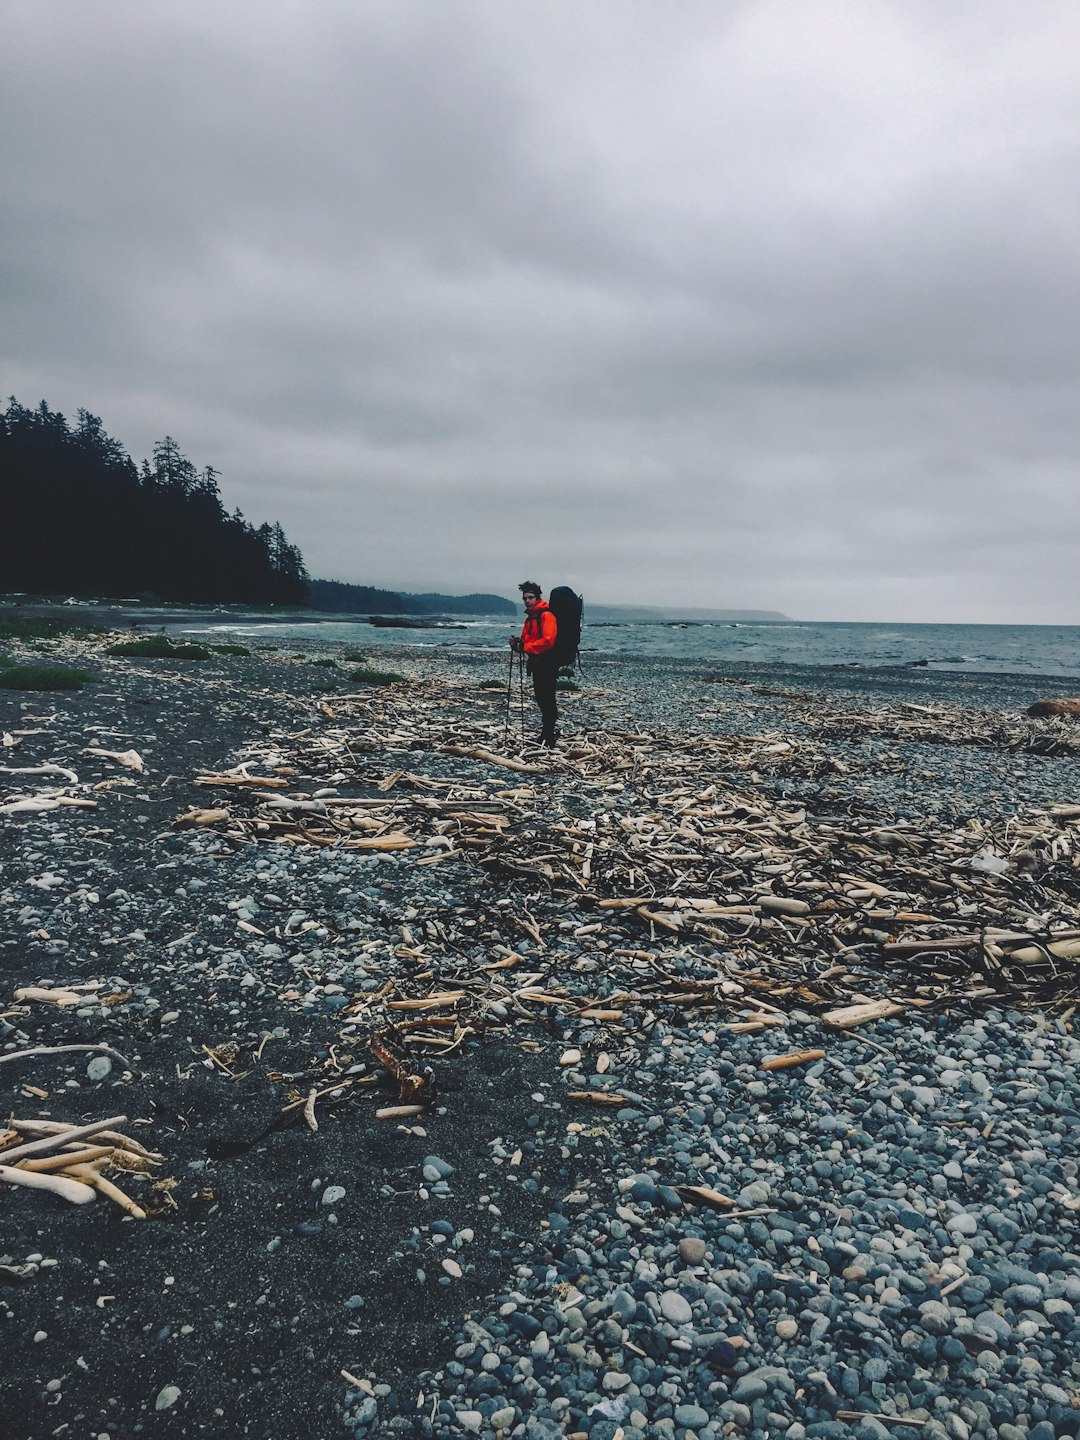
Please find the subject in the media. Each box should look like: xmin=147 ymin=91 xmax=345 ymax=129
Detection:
xmin=0 ymin=664 xmax=94 ymax=691
xmin=348 ymin=666 xmax=406 ymax=686
xmin=107 ymin=635 xmax=213 ymax=659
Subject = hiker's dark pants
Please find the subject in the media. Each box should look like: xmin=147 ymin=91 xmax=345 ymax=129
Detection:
xmin=529 ymin=656 xmax=558 ymax=743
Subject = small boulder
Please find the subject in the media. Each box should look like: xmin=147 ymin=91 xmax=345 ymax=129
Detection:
xmin=1027 ymin=698 xmax=1080 ymax=717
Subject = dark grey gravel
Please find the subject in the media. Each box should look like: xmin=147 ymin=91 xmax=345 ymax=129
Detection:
xmin=1 ymin=632 xmax=1078 ymax=1440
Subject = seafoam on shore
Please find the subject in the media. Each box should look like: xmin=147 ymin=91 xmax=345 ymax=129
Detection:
xmin=1 ymin=630 xmax=1078 ymax=1440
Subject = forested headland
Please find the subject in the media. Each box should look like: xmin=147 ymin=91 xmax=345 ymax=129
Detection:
xmin=1 ymin=398 xmax=308 ymax=605
xmin=307 ymin=579 xmax=514 ymax=616
xmin=0 ymin=399 xmax=514 ymax=615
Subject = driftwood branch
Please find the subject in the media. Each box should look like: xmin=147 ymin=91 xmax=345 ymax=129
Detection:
xmin=82 ymin=747 xmax=145 ymax=773
xmin=438 ymin=744 xmax=542 ymax=773
xmin=0 ymin=1164 xmax=95 ymax=1204
xmin=760 ymin=1049 xmax=826 ymax=1070
xmin=17 ymin=1145 xmax=115 ymax=1172
xmin=0 ymin=1115 xmax=129 ymax=1166
xmin=303 ymin=1088 xmax=319 ymax=1132
xmin=0 ymin=763 xmax=80 ymax=784
xmin=7 ymin=1119 xmax=162 ymax=1161
xmin=13 ymin=986 xmax=85 ymax=1007
xmin=61 ymin=1163 xmax=147 ymax=1219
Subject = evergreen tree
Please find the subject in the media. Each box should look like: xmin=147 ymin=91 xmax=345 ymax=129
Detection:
xmin=0 ymin=396 xmax=308 ymax=605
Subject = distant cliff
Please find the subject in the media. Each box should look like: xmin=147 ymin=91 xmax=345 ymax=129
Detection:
xmin=307 ymin=579 xmax=515 ymax=616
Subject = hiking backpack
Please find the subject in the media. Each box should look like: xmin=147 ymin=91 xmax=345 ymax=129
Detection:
xmin=547 ymin=586 xmax=583 ymax=670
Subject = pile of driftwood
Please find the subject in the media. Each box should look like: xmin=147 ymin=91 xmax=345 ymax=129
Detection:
xmin=170 ymin=681 xmax=1080 ymax=1055
xmin=0 ymin=1115 xmax=163 ymax=1216
xmin=1 ymin=724 xmax=146 ymax=815
xmin=701 ymin=682 xmax=1080 ymax=759
xmin=807 ymin=698 xmax=1080 ymax=759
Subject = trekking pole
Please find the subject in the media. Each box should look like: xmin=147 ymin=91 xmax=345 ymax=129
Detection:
xmin=518 ymin=652 xmax=526 ymax=746
xmin=503 ymin=649 xmax=514 ymax=745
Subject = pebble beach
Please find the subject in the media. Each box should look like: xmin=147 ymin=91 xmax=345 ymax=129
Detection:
xmin=2 ymin=628 xmax=1079 ymax=1440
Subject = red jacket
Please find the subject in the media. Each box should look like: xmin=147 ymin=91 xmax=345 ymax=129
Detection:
xmin=521 ymin=598 xmax=557 ymax=657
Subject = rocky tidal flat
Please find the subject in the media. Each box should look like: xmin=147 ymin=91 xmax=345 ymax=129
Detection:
xmin=1 ymin=630 xmax=1079 ymax=1440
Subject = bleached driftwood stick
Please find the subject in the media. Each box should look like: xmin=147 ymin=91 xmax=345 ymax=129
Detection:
xmin=0 ymin=763 xmax=80 ymax=784
xmin=13 ymin=986 xmax=84 ymax=1007
xmin=173 ymin=808 xmax=231 ymax=827
xmin=303 ymin=1088 xmax=319 ymax=1132
xmin=0 ymin=1115 xmax=128 ymax=1166
xmin=0 ymin=1164 xmax=95 ymax=1204
xmin=17 ymin=1145 xmax=116 ymax=1172
xmin=279 ymin=1080 xmax=356 ymax=1114
xmin=82 ymin=747 xmax=144 ymax=773
xmin=822 ymin=1000 xmax=906 ymax=1029
xmin=674 ymin=1184 xmax=736 ymax=1211
xmin=60 ymin=1163 xmax=147 ymax=1219
xmin=0 ymin=796 xmax=97 ymax=813
xmin=438 ymin=744 xmax=542 ymax=774
xmin=7 ymin=1119 xmax=162 ymax=1161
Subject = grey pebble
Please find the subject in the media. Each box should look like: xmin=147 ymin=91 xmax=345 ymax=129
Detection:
xmin=678 ymin=1236 xmax=707 ymax=1264
xmin=658 ymin=1291 xmax=693 ymax=1325
xmin=674 ymin=1402 xmax=710 ymax=1427
xmin=154 ymin=1385 xmax=181 ymax=1411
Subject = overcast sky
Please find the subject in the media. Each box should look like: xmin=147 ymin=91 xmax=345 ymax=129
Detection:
xmin=3 ymin=1 xmax=1079 ymax=622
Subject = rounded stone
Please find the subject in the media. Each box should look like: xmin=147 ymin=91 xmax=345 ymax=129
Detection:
xmin=674 ymin=1403 xmax=710 ymax=1428
xmin=659 ymin=1291 xmax=693 ymax=1325
xmin=352 ymin=1396 xmax=378 ymax=1427
xmin=731 ymin=1371 xmax=769 ymax=1403
xmin=678 ymin=1237 xmax=707 ymax=1265
xmin=919 ymin=1300 xmax=952 ymax=1334
xmin=946 ymin=1214 xmax=978 ymax=1237
xmin=707 ymin=1340 xmax=739 ymax=1372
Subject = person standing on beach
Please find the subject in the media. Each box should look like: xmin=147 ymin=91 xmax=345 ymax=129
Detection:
xmin=510 ymin=581 xmax=559 ymax=747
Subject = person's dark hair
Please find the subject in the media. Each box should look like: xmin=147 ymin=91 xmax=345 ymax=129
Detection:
xmin=519 ymin=581 xmax=542 ymax=597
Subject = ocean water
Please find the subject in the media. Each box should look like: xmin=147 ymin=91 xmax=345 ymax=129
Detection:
xmin=180 ymin=615 xmax=1080 ymax=681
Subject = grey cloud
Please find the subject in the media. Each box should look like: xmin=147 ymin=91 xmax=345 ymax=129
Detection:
xmin=2 ymin=0 xmax=1080 ymax=621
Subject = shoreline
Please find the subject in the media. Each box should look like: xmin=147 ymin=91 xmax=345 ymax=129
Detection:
xmin=2 ymin=600 xmax=382 ymax=629
xmin=2 ymin=629 xmax=1079 ymax=1439
xmin=8 ymin=601 xmax=1080 ymax=690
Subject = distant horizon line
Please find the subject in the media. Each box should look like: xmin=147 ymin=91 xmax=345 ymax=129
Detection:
xmin=4 ymin=591 xmax=1077 ymax=628
xmin=587 ymin=613 xmax=1080 ymax=627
